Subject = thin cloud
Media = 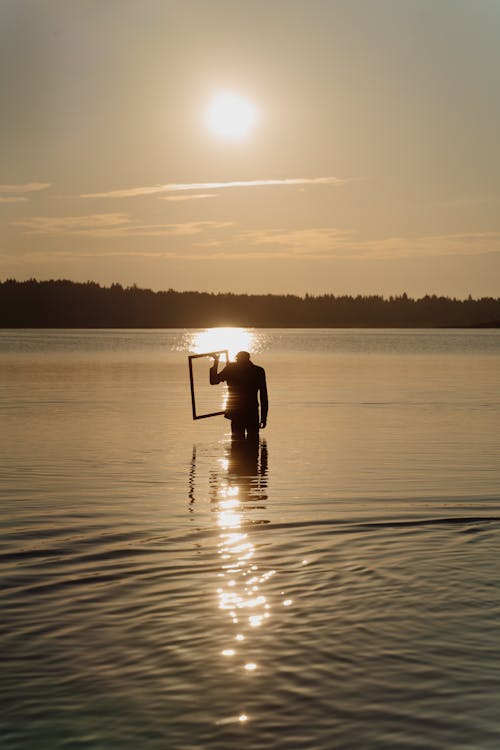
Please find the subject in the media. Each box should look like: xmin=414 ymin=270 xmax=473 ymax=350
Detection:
xmin=241 ymin=228 xmax=500 ymax=260
xmin=81 ymin=176 xmax=346 ymax=199
xmin=0 ymin=197 xmax=29 ymax=203
xmin=185 ymin=232 xmax=500 ymax=261
xmin=243 ymin=228 xmax=353 ymax=254
xmin=5 ymin=235 xmax=500 ymax=266
xmin=344 ymin=232 xmax=500 ymax=260
xmin=14 ymin=213 xmax=130 ymax=234
xmin=0 ymin=182 xmax=51 ymax=194
xmin=160 ymin=193 xmax=218 ymax=202
xmin=192 ymin=240 xmax=224 ymax=248
xmin=13 ymin=213 xmax=232 ymax=238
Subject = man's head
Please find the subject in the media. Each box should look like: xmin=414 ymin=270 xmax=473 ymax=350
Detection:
xmin=236 ymin=350 xmax=251 ymax=363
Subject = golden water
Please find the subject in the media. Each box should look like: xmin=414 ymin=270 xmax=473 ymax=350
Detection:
xmin=1 ymin=329 xmax=500 ymax=749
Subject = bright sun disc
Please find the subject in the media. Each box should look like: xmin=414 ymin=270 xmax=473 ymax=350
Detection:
xmin=207 ymin=92 xmax=258 ymax=140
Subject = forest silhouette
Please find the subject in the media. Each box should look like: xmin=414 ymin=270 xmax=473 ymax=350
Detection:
xmin=1 ymin=278 xmax=499 ymax=328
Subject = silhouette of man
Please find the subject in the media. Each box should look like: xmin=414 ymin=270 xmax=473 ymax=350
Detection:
xmin=210 ymin=351 xmax=268 ymax=440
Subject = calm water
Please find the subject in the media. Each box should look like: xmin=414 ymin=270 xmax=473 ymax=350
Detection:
xmin=1 ymin=329 xmax=500 ymax=749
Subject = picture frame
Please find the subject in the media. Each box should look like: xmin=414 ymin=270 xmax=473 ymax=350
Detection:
xmin=188 ymin=350 xmax=229 ymax=420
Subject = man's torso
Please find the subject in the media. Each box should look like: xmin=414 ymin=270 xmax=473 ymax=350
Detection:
xmin=221 ymin=362 xmax=264 ymax=415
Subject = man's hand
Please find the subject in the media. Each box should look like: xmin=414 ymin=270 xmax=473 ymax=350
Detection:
xmin=209 ymin=353 xmax=221 ymax=385
xmin=260 ymin=418 xmax=267 ymax=429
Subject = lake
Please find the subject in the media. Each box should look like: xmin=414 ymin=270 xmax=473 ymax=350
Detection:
xmin=1 ymin=328 xmax=500 ymax=749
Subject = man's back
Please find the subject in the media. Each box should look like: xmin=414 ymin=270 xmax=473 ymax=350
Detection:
xmin=222 ymin=361 xmax=266 ymax=413
xmin=210 ymin=351 xmax=268 ymax=430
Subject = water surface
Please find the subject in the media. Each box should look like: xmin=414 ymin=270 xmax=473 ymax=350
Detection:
xmin=1 ymin=329 xmax=500 ymax=749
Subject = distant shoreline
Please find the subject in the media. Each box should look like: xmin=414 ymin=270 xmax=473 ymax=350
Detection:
xmin=1 ymin=279 xmax=499 ymax=329
xmin=2 ymin=324 xmax=499 ymax=330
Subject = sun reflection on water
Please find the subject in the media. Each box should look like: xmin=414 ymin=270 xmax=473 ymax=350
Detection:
xmin=214 ymin=440 xmax=274 ymax=682
xmin=190 ymin=437 xmax=291 ymax=726
xmin=189 ymin=327 xmax=255 ymax=360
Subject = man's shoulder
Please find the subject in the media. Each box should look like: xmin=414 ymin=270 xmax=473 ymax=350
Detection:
xmin=252 ymin=364 xmax=266 ymax=376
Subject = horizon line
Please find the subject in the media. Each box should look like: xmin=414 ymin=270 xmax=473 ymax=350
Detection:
xmin=1 ymin=278 xmax=498 ymax=303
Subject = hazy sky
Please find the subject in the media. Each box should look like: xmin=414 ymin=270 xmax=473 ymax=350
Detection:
xmin=1 ymin=0 xmax=500 ymax=296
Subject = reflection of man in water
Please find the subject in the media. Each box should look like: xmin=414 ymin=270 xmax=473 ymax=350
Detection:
xmin=229 ymin=437 xmax=268 ymax=489
xmin=210 ymin=351 xmax=268 ymax=440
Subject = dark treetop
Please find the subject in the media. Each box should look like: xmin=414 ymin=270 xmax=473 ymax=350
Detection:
xmin=1 ymin=278 xmax=500 ymax=328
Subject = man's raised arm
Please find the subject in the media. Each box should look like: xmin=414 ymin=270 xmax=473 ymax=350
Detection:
xmin=209 ymin=354 xmax=224 ymax=385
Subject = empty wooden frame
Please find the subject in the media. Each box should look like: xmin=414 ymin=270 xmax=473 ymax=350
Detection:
xmin=188 ymin=350 xmax=229 ymax=420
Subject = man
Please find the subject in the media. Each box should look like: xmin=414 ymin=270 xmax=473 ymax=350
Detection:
xmin=210 ymin=350 xmax=268 ymax=440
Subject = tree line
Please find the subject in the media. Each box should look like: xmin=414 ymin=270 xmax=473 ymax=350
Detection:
xmin=1 ymin=278 xmax=499 ymax=328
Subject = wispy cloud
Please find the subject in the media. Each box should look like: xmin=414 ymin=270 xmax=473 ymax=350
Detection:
xmin=160 ymin=193 xmax=218 ymax=202
xmin=342 ymin=232 xmax=500 ymax=260
xmin=11 ymin=208 xmax=499 ymax=263
xmin=239 ymin=228 xmax=500 ymax=260
xmin=13 ymin=213 xmax=232 ymax=238
xmin=0 ymin=197 xmax=29 ymax=204
xmin=0 ymin=182 xmax=51 ymax=194
xmin=242 ymin=228 xmax=353 ymax=254
xmin=81 ymin=176 xmax=346 ymax=199
xmin=14 ymin=213 xmax=129 ymax=234
xmin=6 ymin=230 xmax=500 ymax=267
xmin=156 ymin=228 xmax=500 ymax=261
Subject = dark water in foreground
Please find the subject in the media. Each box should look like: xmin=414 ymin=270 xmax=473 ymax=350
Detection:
xmin=1 ymin=329 xmax=500 ymax=749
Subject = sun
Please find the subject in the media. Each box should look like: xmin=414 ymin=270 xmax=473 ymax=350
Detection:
xmin=206 ymin=92 xmax=258 ymax=140
xmin=190 ymin=327 xmax=255 ymax=361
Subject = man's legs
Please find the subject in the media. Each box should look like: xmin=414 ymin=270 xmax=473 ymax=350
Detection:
xmin=231 ymin=411 xmax=259 ymax=441
xmin=245 ymin=412 xmax=260 ymax=443
xmin=231 ymin=419 xmax=245 ymax=440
